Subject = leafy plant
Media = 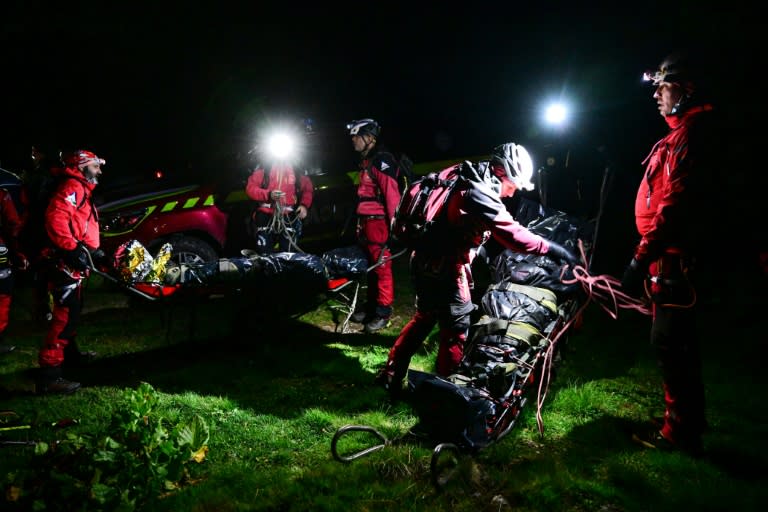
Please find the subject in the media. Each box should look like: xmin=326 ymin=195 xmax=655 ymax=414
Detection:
xmin=5 ymin=382 xmax=209 ymax=511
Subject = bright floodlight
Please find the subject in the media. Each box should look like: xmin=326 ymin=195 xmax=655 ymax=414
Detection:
xmin=266 ymin=132 xmax=295 ymax=160
xmin=544 ymin=102 xmax=568 ymax=126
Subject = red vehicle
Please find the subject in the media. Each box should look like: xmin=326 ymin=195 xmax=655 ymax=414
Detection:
xmin=97 ymin=167 xmax=360 ymax=264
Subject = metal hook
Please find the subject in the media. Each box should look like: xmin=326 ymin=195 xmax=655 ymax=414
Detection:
xmin=431 ymin=442 xmax=461 ymax=489
xmin=331 ymin=425 xmax=389 ymax=463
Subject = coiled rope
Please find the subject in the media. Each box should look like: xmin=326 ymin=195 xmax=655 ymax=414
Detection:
xmin=262 ymin=201 xmax=304 ymax=253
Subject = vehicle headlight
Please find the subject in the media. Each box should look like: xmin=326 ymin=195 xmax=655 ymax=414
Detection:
xmin=100 ymin=207 xmax=151 ymax=234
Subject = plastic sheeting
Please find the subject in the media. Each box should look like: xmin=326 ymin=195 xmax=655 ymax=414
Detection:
xmin=321 ymin=245 xmax=369 ymax=279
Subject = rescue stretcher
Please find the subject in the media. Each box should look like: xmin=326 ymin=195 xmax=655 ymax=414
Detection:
xmin=331 ymin=280 xmax=584 ymax=488
xmin=330 ymin=200 xmax=596 ymax=487
xmin=92 ymin=241 xmax=407 ymax=337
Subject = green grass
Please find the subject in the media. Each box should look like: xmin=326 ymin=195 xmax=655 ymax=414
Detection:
xmin=1 ymin=259 xmax=766 ymax=511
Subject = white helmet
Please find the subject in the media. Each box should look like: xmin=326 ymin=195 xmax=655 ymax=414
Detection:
xmin=346 ymin=119 xmax=380 ymax=138
xmin=490 ymin=143 xmax=535 ymax=191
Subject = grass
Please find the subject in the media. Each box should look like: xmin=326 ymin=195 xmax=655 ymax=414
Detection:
xmin=1 ymin=256 xmax=767 ymax=511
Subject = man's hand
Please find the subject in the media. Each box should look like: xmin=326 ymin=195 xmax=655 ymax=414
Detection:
xmin=295 ymin=205 xmax=308 ymax=220
xmin=621 ymin=258 xmax=646 ymax=297
xmin=545 ymin=240 xmax=579 ymax=266
xmin=64 ymin=243 xmax=90 ymax=271
xmin=269 ymin=190 xmax=285 ymax=201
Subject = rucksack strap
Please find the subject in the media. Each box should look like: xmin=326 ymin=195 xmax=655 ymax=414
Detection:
xmin=472 ymin=317 xmax=546 ymax=348
xmin=485 ymin=282 xmax=558 ymax=314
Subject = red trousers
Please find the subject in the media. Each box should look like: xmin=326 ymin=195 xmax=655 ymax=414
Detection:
xmin=39 ymin=269 xmax=84 ymax=368
xmin=386 ymin=252 xmax=474 ymax=378
xmin=358 ymin=217 xmax=394 ymax=316
xmin=649 ymin=253 xmax=706 ymax=444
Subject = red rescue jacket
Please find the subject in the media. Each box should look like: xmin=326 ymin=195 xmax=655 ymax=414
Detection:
xmin=245 ymin=164 xmax=313 ymax=215
xmin=633 ymin=105 xmax=717 ymax=263
xmin=44 ymin=166 xmax=100 ymax=252
xmin=356 ymin=150 xmax=400 ymax=223
xmin=0 ymin=188 xmax=24 ymax=253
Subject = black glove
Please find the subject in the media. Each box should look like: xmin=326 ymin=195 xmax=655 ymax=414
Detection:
xmin=621 ymin=258 xmax=646 ymax=297
xmin=89 ymin=248 xmax=110 ymax=271
xmin=64 ymin=243 xmax=90 ymax=271
xmin=546 ymin=241 xmax=579 ymax=266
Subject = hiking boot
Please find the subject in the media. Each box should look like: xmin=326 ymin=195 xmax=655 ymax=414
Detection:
xmin=364 ymin=316 xmax=391 ymax=333
xmin=36 ymin=377 xmax=81 ymax=395
xmin=0 ymin=344 xmax=16 ymax=355
xmin=632 ymin=427 xmax=703 ymax=457
xmin=350 ymin=311 xmax=370 ymax=324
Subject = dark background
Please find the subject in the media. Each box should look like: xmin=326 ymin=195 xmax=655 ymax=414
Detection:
xmin=0 ymin=2 xmax=763 ymax=273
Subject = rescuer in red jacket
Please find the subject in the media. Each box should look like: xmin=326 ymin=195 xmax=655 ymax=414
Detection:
xmin=0 ymin=187 xmax=29 ymax=355
xmin=621 ymin=51 xmax=719 ymax=455
xmin=347 ymin=119 xmax=402 ymax=334
xmin=376 ymin=142 xmax=577 ymax=393
xmin=36 ymin=149 xmax=109 ymax=394
xmin=245 ymin=160 xmax=314 ymax=254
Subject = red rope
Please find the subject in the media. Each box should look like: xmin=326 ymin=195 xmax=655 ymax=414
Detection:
xmin=534 ymin=241 xmax=652 ymax=434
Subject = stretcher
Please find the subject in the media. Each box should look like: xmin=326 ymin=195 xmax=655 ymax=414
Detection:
xmin=92 ymin=243 xmax=408 ymax=336
xmin=331 ymin=282 xmax=584 ymax=487
xmin=330 ymin=203 xmax=596 ymax=487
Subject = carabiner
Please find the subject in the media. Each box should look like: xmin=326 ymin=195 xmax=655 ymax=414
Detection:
xmin=431 ymin=442 xmax=461 ymax=489
xmin=331 ymin=424 xmax=389 ymax=463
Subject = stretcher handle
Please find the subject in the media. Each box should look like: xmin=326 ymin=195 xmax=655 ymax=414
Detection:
xmin=331 ymin=424 xmax=389 ymax=463
xmin=367 ymin=247 xmax=408 ymax=273
xmin=88 ymin=259 xmax=159 ymax=302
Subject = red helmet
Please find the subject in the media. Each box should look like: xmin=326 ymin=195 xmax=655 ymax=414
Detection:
xmin=62 ymin=150 xmax=105 ymax=170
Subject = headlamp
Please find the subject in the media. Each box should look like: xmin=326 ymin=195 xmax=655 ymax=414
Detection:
xmin=266 ymin=133 xmax=296 ymax=160
xmin=643 ymin=66 xmax=679 ymax=86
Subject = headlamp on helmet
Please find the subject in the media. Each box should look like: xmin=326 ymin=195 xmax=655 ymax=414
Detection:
xmin=347 ymin=119 xmax=380 ymax=138
xmin=643 ymin=66 xmax=678 ymax=86
xmin=490 ymin=143 xmax=535 ymax=191
xmin=62 ymin=150 xmax=105 ymax=170
xmin=265 ymin=132 xmax=296 ymax=160
xmin=643 ymin=52 xmax=692 ymax=87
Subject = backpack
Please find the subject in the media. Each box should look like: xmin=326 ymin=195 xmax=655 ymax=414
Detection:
xmin=368 ymin=151 xmax=414 ymax=196
xmin=393 ymin=152 xmax=415 ymax=194
xmin=390 ymin=163 xmax=465 ymax=250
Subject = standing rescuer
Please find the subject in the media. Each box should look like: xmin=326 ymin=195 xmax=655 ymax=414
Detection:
xmin=347 ymin=118 xmax=401 ymax=333
xmin=621 ymin=50 xmax=719 ymax=455
xmin=36 ymin=149 xmax=110 ymax=394
xmin=245 ymin=130 xmax=314 ymax=254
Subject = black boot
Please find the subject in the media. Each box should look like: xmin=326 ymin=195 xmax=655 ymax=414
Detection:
xmin=35 ymin=367 xmax=80 ymax=395
xmin=0 ymin=334 xmax=15 ymax=354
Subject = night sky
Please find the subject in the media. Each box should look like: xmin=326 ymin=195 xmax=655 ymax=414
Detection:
xmin=0 ymin=2 xmax=762 ymax=267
